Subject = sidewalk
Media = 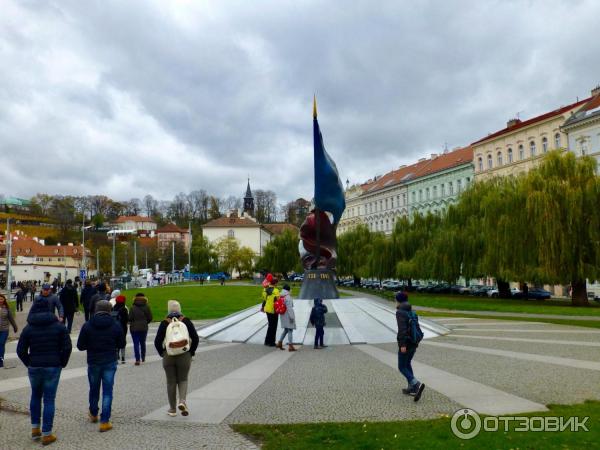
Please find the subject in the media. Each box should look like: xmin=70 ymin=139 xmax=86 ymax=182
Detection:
xmin=7 ymin=300 xmax=87 ymax=339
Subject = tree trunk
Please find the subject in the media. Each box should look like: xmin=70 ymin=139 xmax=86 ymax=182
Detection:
xmin=571 ymin=279 xmax=589 ymax=306
xmin=353 ymin=275 xmax=361 ymax=287
xmin=497 ymin=279 xmax=511 ymax=299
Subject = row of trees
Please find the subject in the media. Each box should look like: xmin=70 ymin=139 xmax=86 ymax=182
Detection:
xmin=337 ymin=151 xmax=600 ymax=306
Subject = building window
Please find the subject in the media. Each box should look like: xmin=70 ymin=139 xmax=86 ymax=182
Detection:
xmin=385 ymin=198 xmax=388 ymax=209
xmin=412 ymin=192 xmax=416 ymax=203
xmin=385 ymin=219 xmax=389 ymax=230
xmin=402 ymin=193 xmax=406 ymax=205
xmin=554 ymin=133 xmax=561 ymax=148
xmin=419 ymin=190 xmax=423 ymax=201
xmin=433 ymin=186 xmax=437 ymax=198
xmin=477 ymin=157 xmax=483 ymax=171
xmin=542 ymin=137 xmax=548 ymax=153
xmin=530 ymin=141 xmax=536 ymax=157
xmin=426 ymin=188 xmax=430 ymax=200
xmin=457 ymin=179 xmax=462 ymax=192
xmin=441 ymin=184 xmax=445 ymax=196
xmin=519 ymin=144 xmax=524 ymax=160
xmin=497 ymin=151 xmax=503 ymax=166
xmin=487 ymin=154 xmax=493 ymax=169
xmin=449 ymin=182 xmax=454 ymax=195
xmin=227 ymin=230 xmax=235 ymax=238
xmin=508 ymin=148 xmax=513 ymax=163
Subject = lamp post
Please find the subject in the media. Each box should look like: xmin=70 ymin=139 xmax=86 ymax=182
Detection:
xmin=111 ymin=230 xmax=116 ymax=277
xmin=5 ymin=219 xmax=12 ymax=295
xmin=188 ymin=221 xmax=192 ymax=275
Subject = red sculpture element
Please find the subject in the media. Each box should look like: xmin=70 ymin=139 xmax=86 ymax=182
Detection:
xmin=299 ymin=209 xmax=337 ymax=270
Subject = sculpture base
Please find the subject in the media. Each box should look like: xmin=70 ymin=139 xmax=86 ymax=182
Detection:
xmin=298 ymin=269 xmax=339 ymax=299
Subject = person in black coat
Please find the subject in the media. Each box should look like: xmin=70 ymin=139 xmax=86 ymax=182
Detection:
xmin=17 ymin=300 xmax=72 ymax=444
xmin=81 ymin=280 xmax=97 ymax=322
xmin=112 ymin=295 xmax=129 ymax=364
xmin=77 ymin=300 xmax=125 ymax=431
xmin=89 ymin=282 xmax=110 ymax=317
xmin=395 ymin=290 xmax=425 ymax=401
xmin=59 ymin=280 xmax=79 ymax=333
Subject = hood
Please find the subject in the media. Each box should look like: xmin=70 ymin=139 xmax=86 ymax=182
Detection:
xmin=89 ymin=312 xmax=116 ymax=329
xmin=397 ymin=302 xmax=412 ymax=312
xmin=27 ymin=311 xmax=58 ymax=326
xmin=110 ymin=290 xmax=121 ymax=299
xmin=133 ymin=297 xmax=148 ymax=306
xmin=280 ymin=289 xmax=290 ymax=297
xmin=313 ymin=298 xmax=322 ymax=306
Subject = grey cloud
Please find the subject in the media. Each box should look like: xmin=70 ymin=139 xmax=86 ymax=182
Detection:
xmin=1 ymin=0 xmax=599 ymax=203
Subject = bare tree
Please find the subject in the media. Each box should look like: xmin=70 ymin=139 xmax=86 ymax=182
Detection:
xmin=143 ymin=194 xmax=158 ymax=217
xmin=254 ymin=190 xmax=277 ymax=223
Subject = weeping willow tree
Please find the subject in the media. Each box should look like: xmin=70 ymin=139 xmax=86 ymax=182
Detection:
xmin=524 ymin=151 xmax=600 ymax=305
xmin=337 ymin=224 xmax=373 ymax=283
xmin=256 ymin=229 xmax=301 ymax=277
xmin=368 ymin=231 xmax=395 ymax=281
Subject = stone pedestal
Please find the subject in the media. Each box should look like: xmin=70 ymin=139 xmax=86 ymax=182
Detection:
xmin=297 ymin=269 xmax=339 ymax=299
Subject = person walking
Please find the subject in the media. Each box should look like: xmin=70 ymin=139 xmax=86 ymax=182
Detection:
xmin=15 ymin=285 xmax=27 ymax=312
xmin=309 ymin=298 xmax=328 ymax=349
xmin=81 ymin=280 xmax=97 ymax=322
xmin=0 ymin=294 xmax=18 ymax=369
xmin=276 ymin=284 xmax=296 ymax=352
xmin=58 ymin=280 xmax=79 ymax=333
xmin=154 ymin=300 xmax=199 ymax=417
xmin=89 ymin=283 xmax=110 ymax=316
xmin=395 ymin=290 xmax=425 ymax=402
xmin=17 ymin=300 xmax=72 ymax=445
xmin=112 ymin=295 xmax=129 ymax=364
xmin=129 ymin=293 xmax=152 ymax=365
xmin=77 ymin=300 xmax=126 ymax=432
xmin=261 ymin=276 xmax=279 ymax=347
xmin=31 ymin=284 xmax=64 ymax=323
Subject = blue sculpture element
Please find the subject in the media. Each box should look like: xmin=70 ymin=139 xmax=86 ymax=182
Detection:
xmin=313 ymin=98 xmax=346 ymax=225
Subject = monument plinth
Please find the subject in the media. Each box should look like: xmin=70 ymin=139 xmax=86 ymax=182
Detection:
xmin=298 ymin=269 xmax=339 ymax=299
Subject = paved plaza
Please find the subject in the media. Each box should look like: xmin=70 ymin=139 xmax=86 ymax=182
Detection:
xmin=1 ymin=296 xmax=600 ymax=448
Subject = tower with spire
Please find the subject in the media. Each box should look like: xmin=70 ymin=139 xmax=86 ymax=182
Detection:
xmin=243 ymin=178 xmax=254 ymax=217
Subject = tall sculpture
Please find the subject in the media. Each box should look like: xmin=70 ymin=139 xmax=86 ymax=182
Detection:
xmin=298 ymin=98 xmax=346 ymax=299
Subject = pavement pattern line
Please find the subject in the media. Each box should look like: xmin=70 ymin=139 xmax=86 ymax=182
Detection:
xmin=423 ymin=341 xmax=600 ymax=371
xmin=452 ymin=328 xmax=600 ymax=334
xmin=0 ymin=343 xmax=238 ymax=393
xmin=442 ymin=321 xmax=551 ymax=327
xmin=142 ymin=347 xmax=297 ymax=424
xmin=355 ymin=345 xmax=548 ymax=415
xmin=450 ymin=334 xmax=600 ymax=347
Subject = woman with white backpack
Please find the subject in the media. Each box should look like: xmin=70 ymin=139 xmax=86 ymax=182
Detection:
xmin=153 ymin=300 xmax=199 ymax=417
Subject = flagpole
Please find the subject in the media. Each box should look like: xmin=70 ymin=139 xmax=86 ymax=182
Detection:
xmin=314 ymin=208 xmax=321 ymax=270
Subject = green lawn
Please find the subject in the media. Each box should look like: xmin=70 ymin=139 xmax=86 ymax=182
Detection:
xmin=344 ymin=288 xmax=600 ymax=316
xmin=419 ymin=311 xmax=600 ymax=329
xmin=233 ymin=401 xmax=599 ymax=450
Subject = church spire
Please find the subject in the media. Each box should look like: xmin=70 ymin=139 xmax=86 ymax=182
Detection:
xmin=243 ymin=178 xmax=254 ymax=217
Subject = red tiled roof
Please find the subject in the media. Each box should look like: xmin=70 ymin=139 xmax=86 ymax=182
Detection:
xmin=156 ymin=223 xmax=188 ymax=233
xmin=263 ymin=223 xmax=299 ymax=236
xmin=472 ymin=97 xmax=592 ymax=145
xmin=138 ymin=237 xmax=157 ymax=247
xmin=361 ymin=146 xmax=473 ymax=194
xmin=115 ymin=216 xmax=156 ymax=223
xmin=0 ymin=238 xmax=87 ymax=258
xmin=203 ymin=216 xmax=261 ymax=228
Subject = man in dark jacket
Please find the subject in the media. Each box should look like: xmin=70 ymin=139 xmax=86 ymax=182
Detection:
xmin=31 ymin=283 xmax=64 ymax=323
xmin=89 ymin=282 xmax=110 ymax=316
xmin=15 ymin=285 xmax=27 ymax=312
xmin=17 ymin=300 xmax=72 ymax=445
xmin=77 ymin=300 xmax=126 ymax=432
xmin=128 ymin=293 xmax=152 ymax=365
xmin=395 ymin=290 xmax=425 ymax=402
xmin=59 ymin=279 xmax=80 ymax=333
xmin=80 ymin=280 xmax=97 ymax=321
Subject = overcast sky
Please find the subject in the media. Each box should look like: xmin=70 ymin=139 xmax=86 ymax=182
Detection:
xmin=1 ymin=0 xmax=599 ymax=205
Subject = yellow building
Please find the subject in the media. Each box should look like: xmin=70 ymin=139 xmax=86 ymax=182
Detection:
xmin=472 ymin=96 xmax=590 ymax=181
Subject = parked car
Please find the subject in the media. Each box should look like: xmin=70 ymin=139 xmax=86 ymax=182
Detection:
xmin=472 ymin=286 xmax=494 ymax=297
xmin=526 ymin=288 xmax=552 ymax=300
xmin=458 ymin=285 xmax=472 ymax=295
xmin=487 ymin=288 xmax=499 ymax=298
xmin=431 ymin=283 xmax=451 ymax=294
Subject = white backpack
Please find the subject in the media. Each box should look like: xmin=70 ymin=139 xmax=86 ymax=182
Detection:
xmin=163 ymin=317 xmax=190 ymax=356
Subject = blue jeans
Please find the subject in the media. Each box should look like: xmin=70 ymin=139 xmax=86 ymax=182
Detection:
xmin=28 ymin=367 xmax=62 ymax=435
xmin=279 ymin=328 xmax=294 ymax=344
xmin=88 ymin=361 xmax=117 ymax=423
xmin=314 ymin=326 xmax=324 ymax=347
xmin=398 ymin=346 xmax=418 ymax=386
xmin=131 ymin=331 xmax=147 ymax=362
xmin=0 ymin=330 xmax=8 ymax=366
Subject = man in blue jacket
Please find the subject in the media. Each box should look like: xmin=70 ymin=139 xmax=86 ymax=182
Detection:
xmin=30 ymin=283 xmax=64 ymax=323
xmin=77 ymin=300 xmax=126 ymax=432
xmin=17 ymin=300 xmax=72 ymax=445
xmin=396 ymin=290 xmax=425 ymax=402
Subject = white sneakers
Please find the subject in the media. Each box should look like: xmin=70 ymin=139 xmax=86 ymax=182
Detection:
xmin=178 ymin=402 xmax=189 ymax=416
xmin=167 ymin=410 xmax=177 ymax=417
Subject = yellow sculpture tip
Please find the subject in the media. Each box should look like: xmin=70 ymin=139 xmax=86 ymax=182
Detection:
xmin=313 ymin=95 xmax=317 ymax=119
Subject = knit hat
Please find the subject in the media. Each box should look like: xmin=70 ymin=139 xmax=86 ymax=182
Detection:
xmin=115 ymin=295 xmax=126 ymax=304
xmin=110 ymin=289 xmax=121 ymax=299
xmin=167 ymin=300 xmax=181 ymax=314
xmin=282 ymin=284 xmax=291 ymax=291
xmin=95 ymin=300 xmax=112 ymax=314
xmin=395 ymin=291 xmax=408 ymax=303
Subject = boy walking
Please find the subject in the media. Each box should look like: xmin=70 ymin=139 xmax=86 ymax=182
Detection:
xmin=395 ymin=290 xmax=425 ymax=402
xmin=309 ymin=298 xmax=328 ymax=349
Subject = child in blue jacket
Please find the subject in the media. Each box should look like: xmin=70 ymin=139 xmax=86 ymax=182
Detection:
xmin=309 ymin=298 xmax=328 ymax=349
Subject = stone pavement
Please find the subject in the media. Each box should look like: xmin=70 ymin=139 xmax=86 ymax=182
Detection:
xmin=2 ymin=306 xmax=600 ymax=448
